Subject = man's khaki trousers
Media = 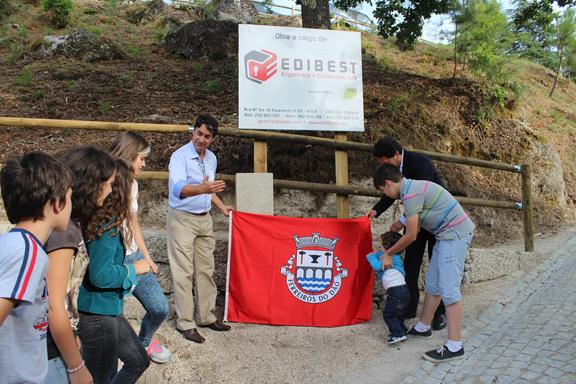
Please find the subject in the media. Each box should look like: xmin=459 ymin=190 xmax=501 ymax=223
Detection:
xmin=167 ymin=208 xmax=217 ymax=331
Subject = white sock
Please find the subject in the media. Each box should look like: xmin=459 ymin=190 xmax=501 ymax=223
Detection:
xmin=414 ymin=322 xmax=431 ymax=332
xmin=446 ymin=339 xmax=463 ymax=352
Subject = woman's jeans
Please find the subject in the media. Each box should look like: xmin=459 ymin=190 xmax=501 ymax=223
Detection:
xmin=126 ymin=250 xmax=169 ymax=347
xmin=383 ymin=284 xmax=411 ymax=338
xmin=78 ymin=313 xmax=150 ymax=384
xmin=43 ymin=357 xmax=69 ymax=384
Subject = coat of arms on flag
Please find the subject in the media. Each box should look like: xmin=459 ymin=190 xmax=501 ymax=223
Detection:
xmin=281 ymin=233 xmax=347 ymax=304
xmin=225 ymin=211 xmax=373 ymax=327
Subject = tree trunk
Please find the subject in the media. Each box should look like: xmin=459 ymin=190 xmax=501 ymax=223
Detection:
xmin=300 ymin=0 xmax=331 ymax=30
xmin=550 ymin=44 xmax=564 ymax=97
xmin=452 ymin=21 xmax=459 ymax=80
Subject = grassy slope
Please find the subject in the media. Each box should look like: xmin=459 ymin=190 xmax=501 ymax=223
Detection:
xmin=1 ymin=0 xmax=575 ymax=244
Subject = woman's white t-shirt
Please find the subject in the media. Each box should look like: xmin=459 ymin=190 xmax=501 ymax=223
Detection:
xmin=125 ymin=180 xmax=139 ymax=255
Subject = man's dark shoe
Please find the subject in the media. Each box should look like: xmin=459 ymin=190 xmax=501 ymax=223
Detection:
xmin=423 ymin=345 xmax=464 ymax=363
xmin=432 ymin=314 xmax=447 ymax=331
xmin=407 ymin=326 xmax=432 ymax=338
xmin=200 ymin=320 xmax=231 ymax=332
xmin=178 ymin=328 xmax=205 ymax=343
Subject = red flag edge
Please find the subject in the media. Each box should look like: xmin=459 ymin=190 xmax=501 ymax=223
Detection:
xmin=224 ymin=210 xmax=233 ymax=322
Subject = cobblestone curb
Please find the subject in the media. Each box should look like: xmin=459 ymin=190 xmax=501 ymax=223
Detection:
xmin=402 ymin=236 xmax=576 ymax=384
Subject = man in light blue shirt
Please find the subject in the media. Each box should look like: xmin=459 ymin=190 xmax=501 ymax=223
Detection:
xmin=167 ymin=114 xmax=233 ymax=344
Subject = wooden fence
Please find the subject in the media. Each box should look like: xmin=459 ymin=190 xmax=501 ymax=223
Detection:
xmin=0 ymin=117 xmax=534 ymax=251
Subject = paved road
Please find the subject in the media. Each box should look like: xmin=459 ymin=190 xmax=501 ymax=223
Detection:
xmin=403 ymin=235 xmax=576 ymax=384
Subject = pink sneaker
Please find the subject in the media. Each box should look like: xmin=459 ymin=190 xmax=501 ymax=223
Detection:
xmin=146 ymin=339 xmax=172 ymax=364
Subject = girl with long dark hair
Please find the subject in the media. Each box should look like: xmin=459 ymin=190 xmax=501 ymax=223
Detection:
xmin=44 ymin=146 xmax=116 ymax=384
xmin=77 ymin=159 xmax=151 ymax=384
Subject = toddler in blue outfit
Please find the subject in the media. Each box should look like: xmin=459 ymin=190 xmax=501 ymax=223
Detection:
xmin=367 ymin=231 xmax=411 ymax=345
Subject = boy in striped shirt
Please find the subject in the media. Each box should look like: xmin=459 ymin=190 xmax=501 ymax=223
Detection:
xmin=0 ymin=152 xmax=73 ymax=383
xmin=374 ymin=164 xmax=475 ymax=363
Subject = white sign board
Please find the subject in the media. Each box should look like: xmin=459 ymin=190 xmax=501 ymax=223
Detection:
xmin=238 ymin=24 xmax=364 ymax=132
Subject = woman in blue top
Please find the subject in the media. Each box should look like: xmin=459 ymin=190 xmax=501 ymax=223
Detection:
xmin=109 ymin=131 xmax=171 ymax=363
xmin=77 ymin=160 xmax=151 ymax=384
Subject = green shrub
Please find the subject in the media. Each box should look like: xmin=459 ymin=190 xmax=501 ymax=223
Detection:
xmin=191 ymin=61 xmax=204 ymax=74
xmin=491 ymin=84 xmax=506 ymax=109
xmin=201 ymin=79 xmax=220 ymax=94
xmin=31 ymin=90 xmax=45 ymax=101
xmin=189 ymin=0 xmax=217 ymax=20
xmin=120 ymin=70 xmax=135 ymax=82
xmin=0 ymin=0 xmax=11 ymax=17
xmin=152 ymin=25 xmax=170 ymax=43
xmin=15 ymin=67 xmax=33 ymax=87
xmin=41 ymin=0 xmax=73 ymax=28
xmin=386 ymin=95 xmax=408 ymax=113
xmin=106 ymin=0 xmax=118 ymax=16
xmin=85 ymin=25 xmax=102 ymax=36
xmin=126 ymin=45 xmax=139 ymax=57
xmin=98 ymin=100 xmax=110 ymax=113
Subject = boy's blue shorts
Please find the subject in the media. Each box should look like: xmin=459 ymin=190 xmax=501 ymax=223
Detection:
xmin=425 ymin=232 xmax=473 ymax=305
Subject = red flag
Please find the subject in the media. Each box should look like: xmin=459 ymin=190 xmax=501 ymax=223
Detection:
xmin=225 ymin=211 xmax=373 ymax=327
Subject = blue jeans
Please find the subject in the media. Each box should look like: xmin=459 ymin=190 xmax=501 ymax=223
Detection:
xmin=383 ymin=285 xmax=411 ymax=338
xmin=78 ymin=313 xmax=149 ymax=384
xmin=43 ymin=357 xmax=70 ymax=384
xmin=126 ymin=250 xmax=169 ymax=347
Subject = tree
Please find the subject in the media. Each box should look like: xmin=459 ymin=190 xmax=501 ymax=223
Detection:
xmin=512 ymin=0 xmax=574 ymax=28
xmin=550 ymin=8 xmax=576 ymax=96
xmin=448 ymin=0 xmax=467 ymax=78
xmin=333 ymin=0 xmax=453 ymax=49
xmin=565 ymin=36 xmax=576 ymax=83
xmin=453 ymin=0 xmax=510 ymax=85
xmin=297 ymin=0 xmax=331 ymax=29
xmin=510 ymin=0 xmax=560 ymax=69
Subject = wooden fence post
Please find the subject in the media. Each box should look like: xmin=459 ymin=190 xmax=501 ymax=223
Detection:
xmin=335 ymin=134 xmax=349 ymax=218
xmin=254 ymin=140 xmax=267 ymax=173
xmin=521 ymin=163 xmax=534 ymax=252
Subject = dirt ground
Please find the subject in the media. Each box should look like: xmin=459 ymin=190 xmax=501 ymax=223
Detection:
xmin=123 ymin=226 xmax=574 ymax=384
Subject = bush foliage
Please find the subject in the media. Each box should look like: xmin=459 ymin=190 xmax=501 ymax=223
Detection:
xmin=41 ymin=0 xmax=73 ymax=28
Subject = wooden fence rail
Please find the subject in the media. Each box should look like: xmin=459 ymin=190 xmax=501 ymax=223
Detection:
xmin=0 ymin=117 xmax=534 ymax=251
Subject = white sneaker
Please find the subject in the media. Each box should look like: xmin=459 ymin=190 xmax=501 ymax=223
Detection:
xmin=387 ymin=335 xmax=408 ymax=345
xmin=146 ymin=339 xmax=172 ymax=364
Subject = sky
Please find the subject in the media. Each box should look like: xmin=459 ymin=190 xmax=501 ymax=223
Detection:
xmin=170 ymin=0 xmax=567 ymax=44
xmin=244 ymin=0 xmax=518 ymax=44
xmin=356 ymin=0 xmax=518 ymax=44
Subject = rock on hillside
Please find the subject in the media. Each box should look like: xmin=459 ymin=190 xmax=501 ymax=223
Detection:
xmin=39 ymin=30 xmax=123 ymax=62
xmin=216 ymin=0 xmax=258 ymax=24
xmin=164 ymin=19 xmax=238 ymax=60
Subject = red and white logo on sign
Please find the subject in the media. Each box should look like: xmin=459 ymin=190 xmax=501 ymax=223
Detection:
xmin=244 ymin=50 xmax=277 ymax=84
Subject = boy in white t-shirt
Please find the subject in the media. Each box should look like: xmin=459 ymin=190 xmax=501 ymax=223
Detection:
xmin=366 ymin=231 xmax=411 ymax=345
xmin=0 ymin=152 xmax=73 ymax=383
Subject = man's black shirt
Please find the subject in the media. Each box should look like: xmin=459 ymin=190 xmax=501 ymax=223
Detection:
xmin=373 ymin=151 xmax=444 ymax=217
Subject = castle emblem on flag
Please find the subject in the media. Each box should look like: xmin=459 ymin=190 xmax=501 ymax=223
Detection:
xmin=280 ymin=232 xmax=348 ymax=304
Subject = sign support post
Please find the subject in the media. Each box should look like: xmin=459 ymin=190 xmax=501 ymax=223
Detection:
xmin=335 ymin=133 xmax=349 ymax=218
